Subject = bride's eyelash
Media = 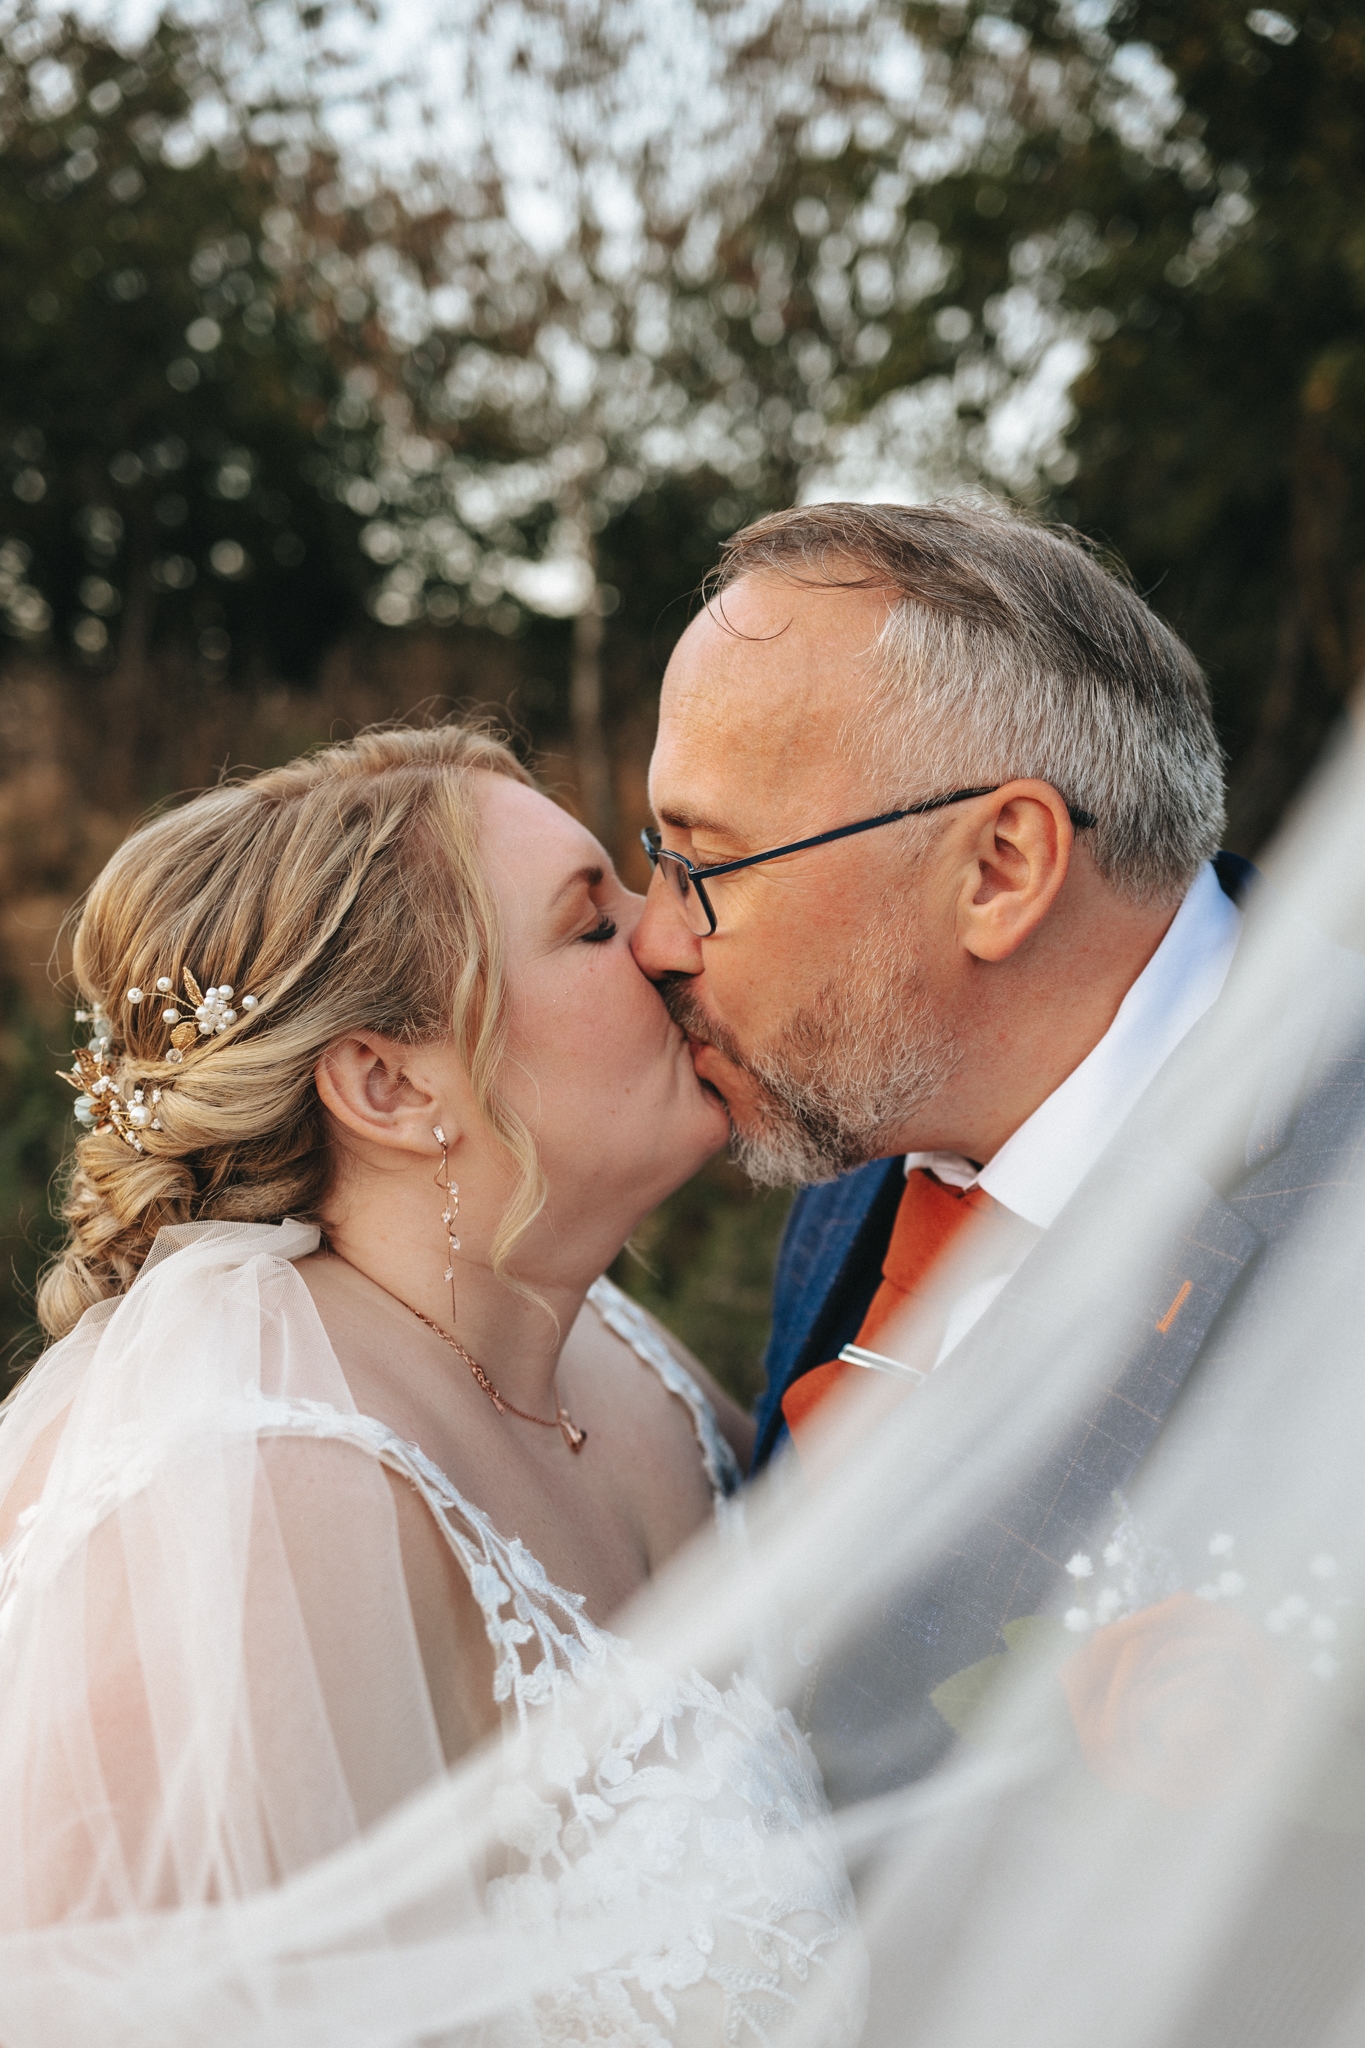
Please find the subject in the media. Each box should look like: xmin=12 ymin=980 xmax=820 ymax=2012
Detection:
xmin=581 ymin=915 xmax=617 ymax=944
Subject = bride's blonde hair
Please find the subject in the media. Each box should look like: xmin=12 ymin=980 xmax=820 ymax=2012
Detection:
xmin=38 ymin=723 xmax=540 ymax=1340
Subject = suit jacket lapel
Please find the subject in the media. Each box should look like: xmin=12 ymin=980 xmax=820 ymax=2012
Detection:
xmin=754 ymin=1157 xmax=905 ymax=1466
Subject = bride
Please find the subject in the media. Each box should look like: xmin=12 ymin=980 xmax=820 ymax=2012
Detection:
xmin=0 ymin=724 xmax=864 ymax=2045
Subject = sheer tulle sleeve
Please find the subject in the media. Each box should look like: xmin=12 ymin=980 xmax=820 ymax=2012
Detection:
xmin=0 ymin=1222 xmax=448 ymax=1928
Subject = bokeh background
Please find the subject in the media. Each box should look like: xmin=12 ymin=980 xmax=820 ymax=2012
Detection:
xmin=1 ymin=0 xmax=1361 ymax=1393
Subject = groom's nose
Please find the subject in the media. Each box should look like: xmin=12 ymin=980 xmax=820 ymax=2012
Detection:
xmin=631 ymin=867 xmax=706 ymax=982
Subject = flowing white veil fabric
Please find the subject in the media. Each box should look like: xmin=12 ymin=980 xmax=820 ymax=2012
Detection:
xmin=5 ymin=736 xmax=1365 ymax=2044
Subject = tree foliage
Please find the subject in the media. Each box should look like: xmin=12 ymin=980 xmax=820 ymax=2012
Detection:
xmin=0 ymin=17 xmax=382 ymax=714
xmin=796 ymin=0 xmax=1365 ymax=843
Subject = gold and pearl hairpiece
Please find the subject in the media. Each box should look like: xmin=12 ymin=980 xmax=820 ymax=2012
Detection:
xmin=59 ymin=968 xmax=262 ymax=1153
xmin=125 ymin=968 xmax=259 ymax=1061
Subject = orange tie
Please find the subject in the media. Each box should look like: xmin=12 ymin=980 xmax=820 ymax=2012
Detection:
xmin=781 ymin=1169 xmax=992 ymax=1442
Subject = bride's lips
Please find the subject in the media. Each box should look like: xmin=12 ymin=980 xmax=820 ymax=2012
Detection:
xmin=681 ymin=1034 xmax=729 ymax=1108
xmin=689 ymin=1037 xmax=766 ymax=1121
xmin=684 ymin=1035 xmax=725 ymax=1103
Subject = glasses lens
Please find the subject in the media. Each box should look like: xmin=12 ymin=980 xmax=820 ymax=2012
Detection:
xmin=657 ymin=852 xmax=712 ymax=936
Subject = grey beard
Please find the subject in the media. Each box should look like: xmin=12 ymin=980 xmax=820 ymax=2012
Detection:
xmin=659 ymin=938 xmax=960 ymax=1189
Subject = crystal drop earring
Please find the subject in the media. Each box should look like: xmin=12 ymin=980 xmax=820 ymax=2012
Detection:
xmin=433 ymin=1125 xmax=460 ymax=1324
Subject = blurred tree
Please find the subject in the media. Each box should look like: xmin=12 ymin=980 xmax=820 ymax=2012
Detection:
xmin=0 ymin=978 xmax=69 ymax=1379
xmin=0 ymin=9 xmax=440 ymax=796
xmin=1045 ymin=0 xmax=1364 ymax=846
xmin=343 ymin=0 xmax=895 ymax=839
xmin=796 ymin=0 xmax=1365 ymax=846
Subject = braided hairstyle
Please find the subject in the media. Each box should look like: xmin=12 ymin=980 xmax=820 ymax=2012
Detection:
xmin=38 ymin=723 xmax=539 ymax=1341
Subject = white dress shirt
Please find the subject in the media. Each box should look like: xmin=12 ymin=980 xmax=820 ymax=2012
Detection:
xmin=902 ymin=860 xmax=1243 ymax=1364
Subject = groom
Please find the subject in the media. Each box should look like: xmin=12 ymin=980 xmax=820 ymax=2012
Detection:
xmin=633 ymin=500 xmax=1245 ymax=1460
xmin=632 ymin=500 xmax=1363 ymax=1792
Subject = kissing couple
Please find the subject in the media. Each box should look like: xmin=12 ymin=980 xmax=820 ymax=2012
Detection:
xmin=1 ymin=498 xmax=1355 ymax=2048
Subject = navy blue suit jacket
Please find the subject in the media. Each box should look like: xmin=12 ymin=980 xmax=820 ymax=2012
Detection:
xmin=752 ymin=851 xmax=1258 ymax=1471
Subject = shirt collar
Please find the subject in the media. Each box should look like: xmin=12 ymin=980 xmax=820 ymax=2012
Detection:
xmin=904 ymin=860 xmax=1243 ymax=1228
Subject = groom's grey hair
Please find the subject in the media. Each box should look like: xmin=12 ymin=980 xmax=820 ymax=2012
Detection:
xmin=712 ymin=499 xmax=1225 ymax=905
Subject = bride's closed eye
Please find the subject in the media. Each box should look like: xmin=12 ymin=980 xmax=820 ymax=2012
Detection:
xmin=580 ymin=915 xmax=618 ymax=944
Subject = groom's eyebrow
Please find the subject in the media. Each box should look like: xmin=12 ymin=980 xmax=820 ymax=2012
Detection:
xmin=658 ymin=805 xmax=738 ymax=839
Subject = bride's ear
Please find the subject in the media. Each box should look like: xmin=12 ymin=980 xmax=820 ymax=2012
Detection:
xmin=315 ymin=1034 xmax=459 ymax=1156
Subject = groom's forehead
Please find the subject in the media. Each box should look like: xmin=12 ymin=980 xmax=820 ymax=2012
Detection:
xmin=660 ymin=575 xmax=892 ymax=748
xmin=651 ymin=582 xmax=890 ymax=838
xmin=652 ymin=657 xmax=835 ymax=831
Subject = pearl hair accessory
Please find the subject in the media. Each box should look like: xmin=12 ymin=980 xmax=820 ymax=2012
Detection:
xmin=124 ymin=967 xmax=260 ymax=1063
xmin=59 ymin=968 xmax=263 ymax=1153
xmin=60 ymin=1004 xmax=162 ymax=1153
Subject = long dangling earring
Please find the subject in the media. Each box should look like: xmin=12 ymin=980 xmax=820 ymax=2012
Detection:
xmin=433 ymin=1125 xmax=459 ymax=1325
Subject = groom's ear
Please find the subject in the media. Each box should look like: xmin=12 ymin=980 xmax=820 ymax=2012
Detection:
xmin=315 ymin=1034 xmax=457 ymax=1156
xmin=955 ymin=780 xmax=1075 ymax=964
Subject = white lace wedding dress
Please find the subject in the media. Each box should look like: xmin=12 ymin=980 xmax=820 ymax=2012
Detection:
xmin=0 ymin=1222 xmax=865 ymax=2047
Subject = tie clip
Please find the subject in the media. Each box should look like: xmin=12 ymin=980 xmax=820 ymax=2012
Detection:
xmin=838 ymin=1343 xmax=926 ymax=1384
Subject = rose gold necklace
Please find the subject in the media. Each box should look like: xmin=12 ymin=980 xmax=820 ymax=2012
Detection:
xmin=404 ymin=1301 xmax=587 ymax=1454
xmin=333 ymin=1254 xmax=586 ymax=1453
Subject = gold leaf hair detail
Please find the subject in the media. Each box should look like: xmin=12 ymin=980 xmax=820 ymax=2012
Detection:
xmin=58 ymin=971 xmax=263 ymax=1153
xmin=125 ymin=971 xmax=260 ymax=1063
xmin=59 ymin=1004 xmax=161 ymax=1153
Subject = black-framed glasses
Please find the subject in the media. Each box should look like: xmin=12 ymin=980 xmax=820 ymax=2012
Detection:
xmin=642 ymin=786 xmax=1097 ymax=937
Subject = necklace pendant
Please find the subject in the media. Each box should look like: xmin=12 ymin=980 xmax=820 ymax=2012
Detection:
xmin=558 ymin=1411 xmax=587 ymax=1454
